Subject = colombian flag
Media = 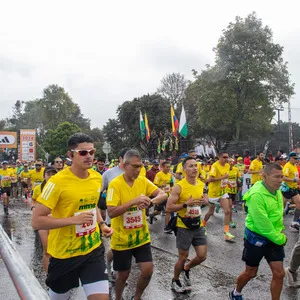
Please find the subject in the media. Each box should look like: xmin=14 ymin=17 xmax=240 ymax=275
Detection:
xmin=144 ymin=113 xmax=151 ymax=142
xmin=171 ymin=105 xmax=179 ymax=137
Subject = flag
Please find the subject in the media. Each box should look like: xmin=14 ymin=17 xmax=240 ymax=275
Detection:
xmin=140 ymin=111 xmax=145 ymax=140
xmin=170 ymin=105 xmax=179 ymax=137
xmin=161 ymin=138 xmax=166 ymax=151
xmin=157 ymin=139 xmax=161 ymax=154
xmin=179 ymin=105 xmax=188 ymax=138
xmin=144 ymin=113 xmax=151 ymax=142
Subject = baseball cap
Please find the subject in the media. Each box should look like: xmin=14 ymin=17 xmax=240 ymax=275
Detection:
xmin=44 ymin=166 xmax=57 ymax=175
xmin=181 ymin=154 xmax=188 ymax=158
xmin=2 ymin=161 xmax=8 ymax=165
xmin=152 ymin=160 xmax=160 ymax=165
xmin=289 ymin=152 xmax=299 ymax=159
xmin=237 ymin=157 xmax=243 ymax=161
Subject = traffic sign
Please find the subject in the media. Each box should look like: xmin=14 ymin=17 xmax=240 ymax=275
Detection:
xmin=102 ymin=142 xmax=111 ymax=154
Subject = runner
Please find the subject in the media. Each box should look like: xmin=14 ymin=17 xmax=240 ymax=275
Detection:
xmin=281 ymin=152 xmax=300 ymax=231
xmin=229 ymin=163 xmax=286 ymax=300
xmin=203 ymin=152 xmax=235 ymax=242
xmin=167 ymin=156 xmax=208 ymax=293
xmin=0 ymin=161 xmax=13 ymax=215
xmin=248 ymin=152 xmax=264 ymax=186
xmin=19 ymin=163 xmax=31 ymax=201
xmin=106 ymin=149 xmax=167 ymax=300
xmin=53 ymin=156 xmax=64 ymax=172
xmin=31 ymin=166 xmax=57 ymax=272
xmin=95 ymin=158 xmax=106 ymax=175
xmin=32 ymin=133 xmax=113 ymax=300
xmin=28 ymin=160 xmax=44 ymax=191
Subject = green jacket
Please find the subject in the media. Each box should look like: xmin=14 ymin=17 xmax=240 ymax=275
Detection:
xmin=244 ymin=181 xmax=286 ymax=245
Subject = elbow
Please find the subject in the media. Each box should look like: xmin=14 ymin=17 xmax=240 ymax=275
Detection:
xmin=31 ymin=218 xmax=39 ymax=231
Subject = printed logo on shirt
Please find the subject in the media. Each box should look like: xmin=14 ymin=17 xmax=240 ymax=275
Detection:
xmin=41 ymin=182 xmax=55 ymax=200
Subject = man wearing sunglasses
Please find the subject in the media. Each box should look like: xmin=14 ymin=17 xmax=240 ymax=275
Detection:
xmin=53 ymin=156 xmax=64 ymax=172
xmin=203 ymin=151 xmax=235 ymax=242
xmin=107 ymin=149 xmax=167 ymax=300
xmin=32 ymin=133 xmax=113 ymax=300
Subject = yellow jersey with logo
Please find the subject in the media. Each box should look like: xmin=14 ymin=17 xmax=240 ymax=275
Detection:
xmin=208 ymin=161 xmax=230 ymax=198
xmin=0 ymin=169 xmax=14 ymax=187
xmin=37 ymin=168 xmax=102 ymax=259
xmin=225 ymin=166 xmax=239 ymax=194
xmin=20 ymin=170 xmax=31 ymax=183
xmin=154 ymin=171 xmax=172 ymax=194
xmin=107 ymin=174 xmax=157 ymax=251
xmin=176 ymin=178 xmax=205 ymax=229
xmin=283 ymin=162 xmax=298 ymax=189
xmin=249 ymin=159 xmax=263 ymax=184
xmin=29 ymin=169 xmax=44 ymax=187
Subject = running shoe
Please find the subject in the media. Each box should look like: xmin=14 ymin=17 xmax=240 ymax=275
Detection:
xmin=229 ymin=221 xmax=236 ymax=228
xmin=171 ymin=279 xmax=185 ymax=293
xmin=232 ymin=206 xmax=237 ymax=213
xmin=285 ymin=268 xmax=300 ymax=287
xmin=164 ymin=225 xmax=173 ymax=234
xmin=290 ymin=223 xmax=300 ymax=231
xmin=215 ymin=202 xmax=220 ymax=213
xmin=224 ymin=232 xmax=235 ymax=242
xmin=228 ymin=290 xmax=243 ymax=299
xmin=183 ymin=269 xmax=192 ymax=290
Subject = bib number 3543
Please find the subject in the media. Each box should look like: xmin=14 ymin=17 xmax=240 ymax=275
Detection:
xmin=123 ymin=210 xmax=143 ymax=229
xmin=74 ymin=208 xmax=97 ymax=237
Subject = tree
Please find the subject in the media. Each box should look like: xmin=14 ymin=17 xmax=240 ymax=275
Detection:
xmin=186 ymin=12 xmax=294 ymax=143
xmin=43 ymin=122 xmax=81 ymax=157
xmin=157 ymin=73 xmax=189 ymax=108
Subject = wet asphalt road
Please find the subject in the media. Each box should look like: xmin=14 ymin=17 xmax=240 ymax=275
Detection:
xmin=0 ymin=198 xmax=300 ymax=300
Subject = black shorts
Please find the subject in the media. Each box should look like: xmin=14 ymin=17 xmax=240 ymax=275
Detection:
xmin=2 ymin=187 xmax=11 ymax=197
xmin=98 ymin=196 xmax=107 ymax=210
xmin=154 ymin=200 xmax=167 ymax=211
xmin=21 ymin=182 xmax=28 ymax=189
xmin=242 ymin=239 xmax=285 ymax=267
xmin=46 ymin=245 xmax=107 ymax=293
xmin=282 ymin=189 xmax=299 ymax=200
xmin=112 ymin=242 xmax=152 ymax=271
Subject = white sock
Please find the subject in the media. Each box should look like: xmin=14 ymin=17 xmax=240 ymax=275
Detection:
xmin=233 ymin=288 xmax=242 ymax=296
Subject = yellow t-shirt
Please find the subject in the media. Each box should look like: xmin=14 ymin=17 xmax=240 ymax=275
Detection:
xmin=0 ymin=169 xmax=13 ymax=187
xmin=249 ymin=159 xmax=263 ymax=184
xmin=208 ymin=161 xmax=230 ymax=198
xmin=283 ymin=162 xmax=298 ymax=189
xmin=32 ymin=184 xmax=42 ymax=200
xmin=154 ymin=171 xmax=172 ymax=193
xmin=226 ymin=166 xmax=239 ymax=194
xmin=176 ymin=178 xmax=205 ymax=229
xmin=29 ymin=169 xmax=44 ymax=187
xmin=37 ymin=168 xmax=102 ymax=259
xmin=107 ymin=174 xmax=157 ymax=251
xmin=20 ymin=170 xmax=31 ymax=183
xmin=10 ymin=167 xmax=18 ymax=183
xmin=139 ymin=166 xmax=147 ymax=177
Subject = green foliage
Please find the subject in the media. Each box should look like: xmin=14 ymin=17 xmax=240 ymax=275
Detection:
xmin=186 ymin=12 xmax=294 ymax=143
xmin=43 ymin=122 xmax=81 ymax=157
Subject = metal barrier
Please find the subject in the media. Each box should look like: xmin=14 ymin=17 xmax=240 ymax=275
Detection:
xmin=0 ymin=224 xmax=50 ymax=299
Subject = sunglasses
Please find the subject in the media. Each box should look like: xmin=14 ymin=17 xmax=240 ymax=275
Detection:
xmin=55 ymin=161 xmax=63 ymax=164
xmin=71 ymin=149 xmax=96 ymax=156
xmin=35 ymin=164 xmax=42 ymax=167
xmin=222 ymin=156 xmax=229 ymax=159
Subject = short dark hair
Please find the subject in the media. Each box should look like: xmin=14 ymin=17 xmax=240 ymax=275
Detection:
xmin=257 ymin=151 xmax=263 ymax=156
xmin=182 ymin=156 xmax=196 ymax=167
xmin=67 ymin=133 xmax=94 ymax=149
xmin=188 ymin=149 xmax=196 ymax=154
xmin=97 ymin=157 xmax=106 ymax=163
xmin=162 ymin=161 xmax=171 ymax=167
xmin=218 ymin=151 xmax=228 ymax=157
xmin=263 ymin=162 xmax=282 ymax=175
xmin=120 ymin=148 xmax=130 ymax=159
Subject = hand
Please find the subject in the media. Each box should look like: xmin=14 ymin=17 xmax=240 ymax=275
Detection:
xmin=185 ymin=195 xmax=202 ymax=206
xmin=222 ymin=174 xmax=229 ymax=179
xmin=72 ymin=212 xmax=94 ymax=225
xmin=101 ymin=225 xmax=113 ymax=238
xmin=135 ymin=195 xmax=151 ymax=209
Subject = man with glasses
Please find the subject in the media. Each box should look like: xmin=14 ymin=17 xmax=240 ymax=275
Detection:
xmin=32 ymin=133 xmax=113 ymax=300
xmin=53 ymin=157 xmax=64 ymax=172
xmin=280 ymin=152 xmax=300 ymax=231
xmin=107 ymin=149 xmax=167 ymax=300
xmin=203 ymin=152 xmax=235 ymax=242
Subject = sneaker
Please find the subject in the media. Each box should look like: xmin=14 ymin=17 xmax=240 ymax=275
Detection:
xmin=285 ymin=268 xmax=300 ymax=287
xmin=290 ymin=223 xmax=300 ymax=231
xmin=224 ymin=232 xmax=235 ymax=242
xmin=228 ymin=290 xmax=243 ymax=299
xmin=171 ymin=279 xmax=185 ymax=293
xmin=164 ymin=225 xmax=173 ymax=234
xmin=215 ymin=202 xmax=220 ymax=213
xmin=229 ymin=221 xmax=236 ymax=228
xmin=183 ymin=269 xmax=191 ymax=290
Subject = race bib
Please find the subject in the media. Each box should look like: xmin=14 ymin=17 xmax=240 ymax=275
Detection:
xmin=228 ymin=180 xmax=237 ymax=187
xmin=221 ymin=179 xmax=228 ymax=188
xmin=74 ymin=208 xmax=97 ymax=237
xmin=123 ymin=209 xmax=143 ymax=229
xmin=185 ymin=205 xmax=201 ymax=218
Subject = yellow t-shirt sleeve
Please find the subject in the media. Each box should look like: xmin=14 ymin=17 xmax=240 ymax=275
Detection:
xmin=209 ymin=165 xmax=217 ymax=177
xmin=106 ymin=181 xmax=121 ymax=207
xmin=32 ymin=185 xmax=41 ymax=200
xmin=153 ymin=173 xmax=160 ymax=185
xmin=283 ymin=166 xmax=289 ymax=177
xmin=176 ymin=163 xmax=183 ymax=174
xmin=249 ymin=161 xmax=256 ymax=171
xmin=38 ymin=179 xmax=61 ymax=210
xmin=146 ymin=178 xmax=159 ymax=196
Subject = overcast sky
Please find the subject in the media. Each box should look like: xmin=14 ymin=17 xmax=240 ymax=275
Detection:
xmin=1 ymin=0 xmax=299 ymax=129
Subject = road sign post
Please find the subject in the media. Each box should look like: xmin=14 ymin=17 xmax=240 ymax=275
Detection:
xmin=102 ymin=142 xmax=111 ymax=163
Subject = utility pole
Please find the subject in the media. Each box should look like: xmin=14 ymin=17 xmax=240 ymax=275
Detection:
xmin=288 ymin=99 xmax=294 ymax=152
xmin=276 ymin=106 xmax=284 ymax=149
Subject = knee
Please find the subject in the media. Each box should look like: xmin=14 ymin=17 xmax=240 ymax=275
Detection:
xmin=141 ymin=268 xmax=153 ymax=280
xmin=245 ymin=269 xmax=257 ymax=279
xmin=117 ymin=271 xmax=130 ymax=282
xmin=223 ymin=208 xmax=231 ymax=215
xmin=272 ymin=268 xmax=285 ymax=280
xmin=178 ymin=253 xmax=189 ymax=263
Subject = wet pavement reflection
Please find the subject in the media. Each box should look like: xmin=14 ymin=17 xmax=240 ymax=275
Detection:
xmin=0 ymin=197 xmax=300 ymax=299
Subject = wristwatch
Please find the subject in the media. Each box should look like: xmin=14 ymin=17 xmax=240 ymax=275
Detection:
xmin=183 ymin=203 xmax=187 ymax=208
xmin=99 ymin=221 xmax=107 ymax=227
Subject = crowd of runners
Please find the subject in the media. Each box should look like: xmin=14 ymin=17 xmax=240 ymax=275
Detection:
xmin=1 ymin=133 xmax=300 ymax=300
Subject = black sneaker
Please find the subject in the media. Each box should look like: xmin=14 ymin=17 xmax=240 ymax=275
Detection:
xmin=290 ymin=223 xmax=300 ymax=231
xmin=228 ymin=290 xmax=243 ymax=299
xmin=164 ymin=225 xmax=173 ymax=234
